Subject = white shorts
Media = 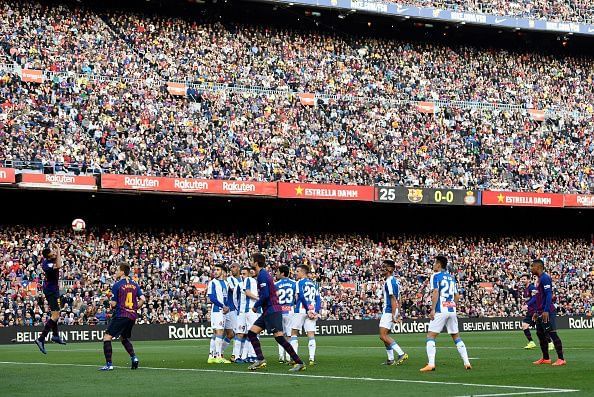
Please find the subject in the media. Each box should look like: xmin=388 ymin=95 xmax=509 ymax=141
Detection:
xmin=379 ymin=311 xmax=398 ymax=330
xmin=211 ymin=312 xmax=225 ymax=330
xmin=428 ymin=312 xmax=459 ymax=334
xmin=290 ymin=312 xmax=317 ymax=334
xmin=225 ymin=311 xmax=237 ymax=330
xmin=236 ymin=311 xmax=259 ymax=334
xmin=282 ymin=313 xmax=294 ymax=336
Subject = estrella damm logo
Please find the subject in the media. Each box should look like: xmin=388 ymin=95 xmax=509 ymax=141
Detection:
xmin=407 ymin=189 xmax=423 ymax=203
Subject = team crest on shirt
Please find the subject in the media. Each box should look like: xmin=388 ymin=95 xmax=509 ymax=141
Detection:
xmin=407 ymin=188 xmax=423 ymax=203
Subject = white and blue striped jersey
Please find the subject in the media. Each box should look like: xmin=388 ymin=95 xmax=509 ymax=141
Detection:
xmin=383 ymin=275 xmax=400 ymax=314
xmin=275 ymin=278 xmax=297 ymax=314
xmin=294 ymin=278 xmax=321 ymax=314
xmin=239 ymin=276 xmax=258 ymax=313
xmin=226 ymin=276 xmax=241 ymax=312
xmin=430 ymin=271 xmax=458 ymax=313
xmin=207 ymin=279 xmax=228 ymax=313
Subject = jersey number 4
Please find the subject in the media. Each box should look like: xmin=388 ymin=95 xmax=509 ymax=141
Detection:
xmin=125 ymin=292 xmax=134 ymax=309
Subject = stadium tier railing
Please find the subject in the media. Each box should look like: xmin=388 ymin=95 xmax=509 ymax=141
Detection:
xmin=1 ymin=62 xmax=589 ymax=120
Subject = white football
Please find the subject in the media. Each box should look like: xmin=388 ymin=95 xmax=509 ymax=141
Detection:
xmin=71 ymin=218 xmax=86 ymax=232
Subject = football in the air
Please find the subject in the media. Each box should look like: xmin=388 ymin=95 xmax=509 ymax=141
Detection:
xmin=71 ymin=218 xmax=86 ymax=232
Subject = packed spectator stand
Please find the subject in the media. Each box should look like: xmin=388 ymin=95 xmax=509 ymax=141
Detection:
xmin=1 ymin=226 xmax=593 ymax=327
xmin=0 ymin=2 xmax=593 ymax=194
xmin=0 ymin=1 xmax=594 ymax=328
xmin=385 ymin=0 xmax=593 ymax=24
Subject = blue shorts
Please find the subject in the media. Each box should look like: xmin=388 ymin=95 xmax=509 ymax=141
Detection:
xmin=44 ymin=290 xmax=61 ymax=312
xmin=106 ymin=317 xmax=135 ymax=339
xmin=535 ymin=312 xmax=557 ymax=333
xmin=522 ymin=312 xmax=536 ymax=326
xmin=253 ymin=312 xmax=283 ymax=334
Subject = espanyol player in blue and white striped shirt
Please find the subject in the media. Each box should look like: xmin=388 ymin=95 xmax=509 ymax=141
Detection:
xmin=207 ymin=264 xmax=230 ymax=364
xmin=275 ymin=265 xmax=297 ymax=363
xmin=420 ymin=255 xmax=471 ymax=372
xmin=290 ymin=264 xmax=321 ymax=366
xmin=378 ymin=259 xmax=408 ymax=366
xmin=235 ymin=266 xmax=260 ymax=363
xmin=225 ymin=263 xmax=242 ymax=362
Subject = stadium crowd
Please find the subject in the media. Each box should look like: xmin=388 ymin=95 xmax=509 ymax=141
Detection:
xmin=1 ymin=69 xmax=593 ymax=192
xmin=1 ymin=226 xmax=593 ymax=327
xmin=2 ymin=0 xmax=594 ymax=109
xmin=1 ymin=1 xmax=594 ymax=193
xmin=397 ymin=0 xmax=593 ymax=24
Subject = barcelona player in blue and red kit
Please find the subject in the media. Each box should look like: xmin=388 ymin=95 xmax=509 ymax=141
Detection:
xmin=520 ymin=274 xmax=553 ymax=350
xmin=530 ymin=259 xmax=566 ymax=366
xmin=246 ymin=253 xmax=305 ymax=372
xmin=100 ymin=263 xmax=145 ymax=371
xmin=35 ymin=243 xmax=67 ymax=354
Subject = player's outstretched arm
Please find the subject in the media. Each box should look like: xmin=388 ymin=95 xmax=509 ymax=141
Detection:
xmin=54 ymin=245 xmax=63 ymax=269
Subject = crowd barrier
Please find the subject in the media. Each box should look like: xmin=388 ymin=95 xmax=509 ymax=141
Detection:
xmin=2 ymin=316 xmax=592 ymax=344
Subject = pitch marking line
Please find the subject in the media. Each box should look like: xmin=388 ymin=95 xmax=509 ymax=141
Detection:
xmin=455 ymin=392 xmax=576 ymax=397
xmin=0 ymin=361 xmax=579 ymax=396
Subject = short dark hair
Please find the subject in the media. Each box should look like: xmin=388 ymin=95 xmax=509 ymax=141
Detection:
xmin=251 ymin=253 xmax=265 ymax=267
xmin=241 ymin=266 xmax=251 ymax=272
xmin=42 ymin=248 xmax=51 ymax=259
xmin=532 ymin=259 xmax=545 ymax=269
xmin=214 ymin=263 xmax=227 ymax=272
xmin=297 ymin=264 xmax=310 ymax=273
xmin=436 ymin=255 xmax=448 ymax=269
xmin=383 ymin=259 xmax=396 ymax=269
xmin=119 ymin=262 xmax=131 ymax=276
xmin=278 ymin=265 xmax=290 ymax=277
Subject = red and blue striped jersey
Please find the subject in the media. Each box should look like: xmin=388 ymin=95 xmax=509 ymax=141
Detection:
xmin=111 ymin=277 xmax=143 ymax=320
xmin=254 ymin=269 xmax=283 ymax=315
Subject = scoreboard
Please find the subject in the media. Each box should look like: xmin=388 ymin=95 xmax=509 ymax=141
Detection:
xmin=376 ymin=186 xmax=480 ymax=206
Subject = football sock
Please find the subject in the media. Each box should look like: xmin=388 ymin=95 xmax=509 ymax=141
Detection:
xmin=523 ymin=328 xmax=533 ymax=342
xmin=215 ymin=335 xmax=224 ymax=357
xmin=39 ymin=319 xmax=56 ymax=340
xmin=103 ymin=341 xmax=113 ymax=364
xmin=275 ymin=336 xmax=303 ymax=365
xmin=247 ymin=331 xmax=264 ymax=360
xmin=233 ymin=336 xmax=243 ymax=358
xmin=391 ymin=341 xmax=405 ymax=356
xmin=209 ymin=336 xmax=216 ymax=357
xmin=308 ymin=337 xmax=316 ymax=361
xmin=51 ymin=320 xmax=59 ymax=337
xmin=454 ymin=338 xmax=470 ymax=365
xmin=536 ymin=330 xmax=550 ymax=360
xmin=241 ymin=337 xmax=249 ymax=360
xmin=385 ymin=343 xmax=395 ymax=361
xmin=222 ymin=336 xmax=231 ymax=353
xmin=549 ymin=332 xmax=564 ymax=360
xmin=290 ymin=336 xmax=298 ymax=355
xmin=121 ymin=338 xmax=135 ymax=357
xmin=426 ymin=338 xmax=436 ymax=366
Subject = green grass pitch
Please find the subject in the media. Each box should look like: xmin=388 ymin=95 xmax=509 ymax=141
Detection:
xmin=0 ymin=330 xmax=592 ymax=396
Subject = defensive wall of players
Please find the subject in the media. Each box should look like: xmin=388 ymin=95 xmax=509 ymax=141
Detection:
xmin=0 ymin=169 xmax=593 ymax=209
xmin=2 ymin=316 xmax=593 ymax=344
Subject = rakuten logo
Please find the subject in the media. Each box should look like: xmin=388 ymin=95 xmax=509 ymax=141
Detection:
xmin=577 ymin=196 xmax=594 ymax=207
xmin=168 ymin=325 xmax=213 ymax=339
xmin=569 ymin=317 xmax=594 ymax=329
xmin=46 ymin=175 xmax=75 ymax=184
xmin=174 ymin=179 xmax=209 ymax=191
xmin=223 ymin=181 xmax=256 ymax=193
xmin=124 ymin=176 xmax=159 ymax=188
